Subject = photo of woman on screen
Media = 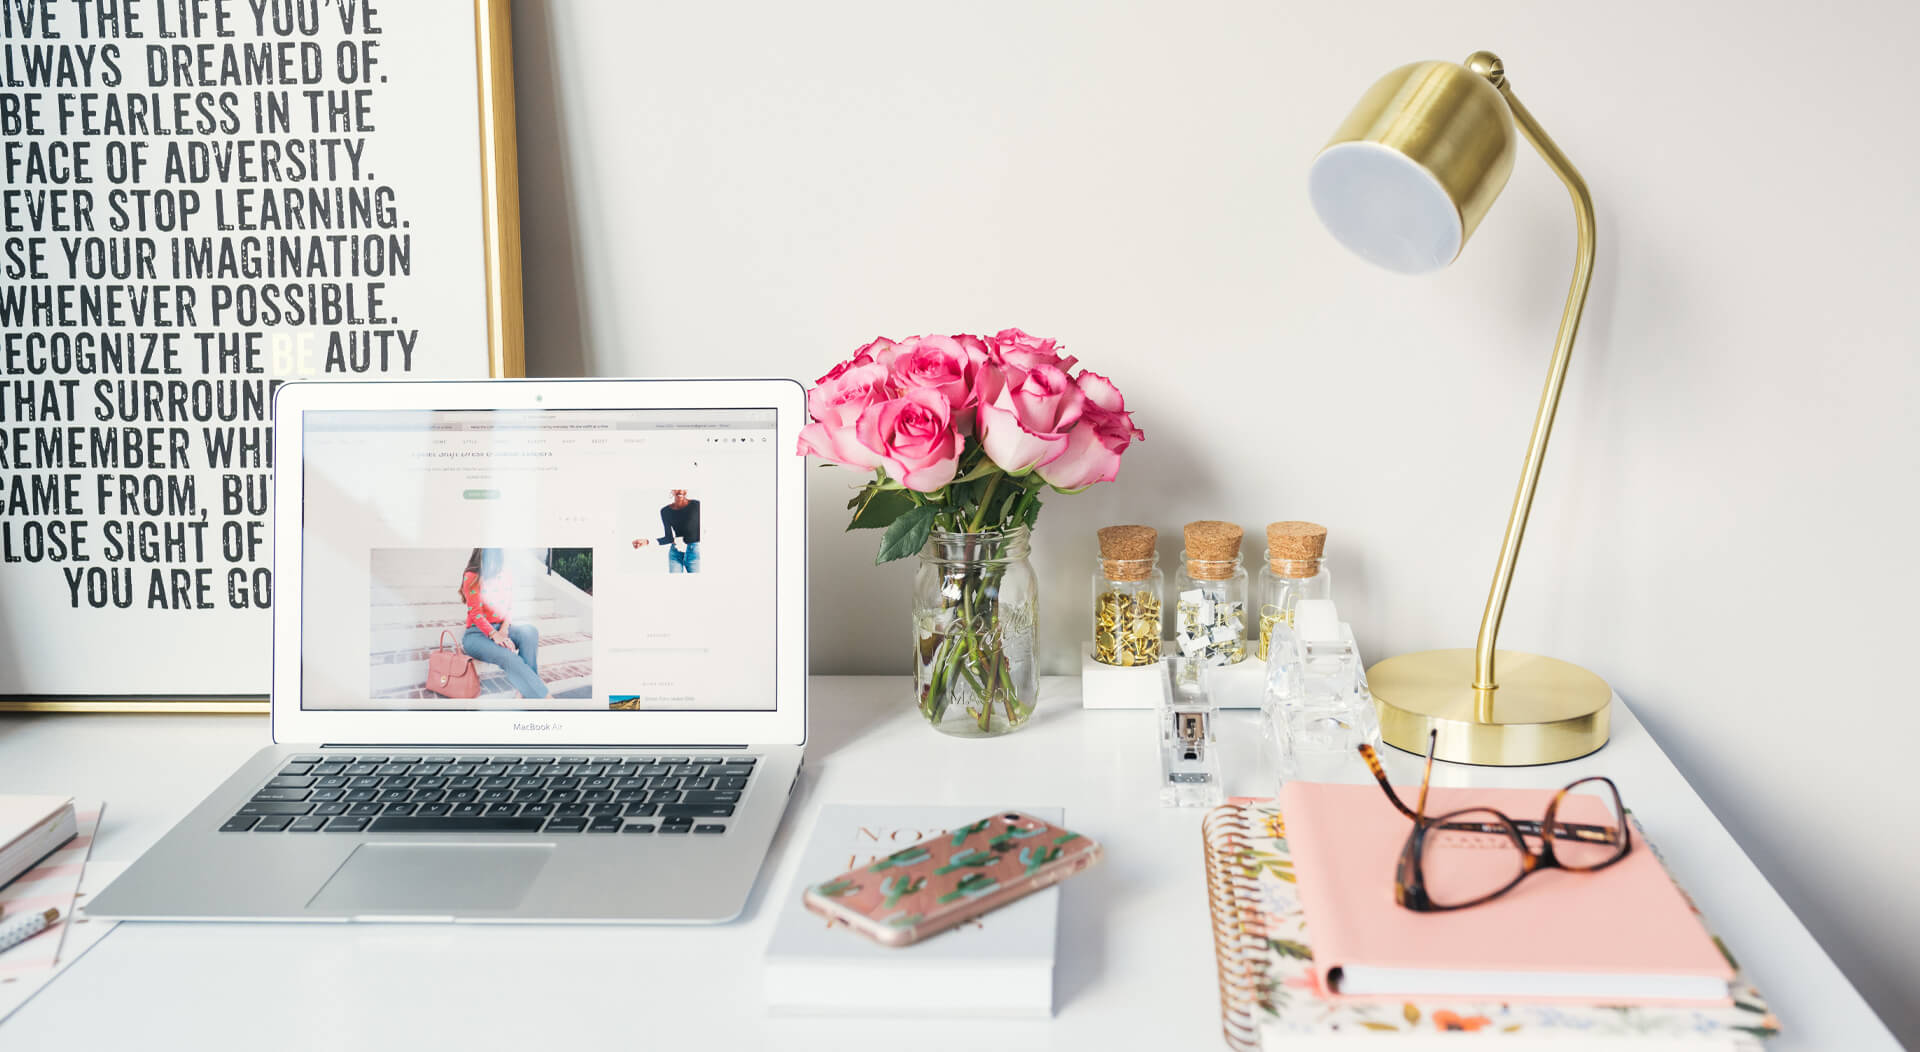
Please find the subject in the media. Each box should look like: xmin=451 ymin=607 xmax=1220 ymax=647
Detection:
xmin=459 ymin=547 xmax=549 ymax=699
xmin=632 ymin=488 xmax=701 ymax=573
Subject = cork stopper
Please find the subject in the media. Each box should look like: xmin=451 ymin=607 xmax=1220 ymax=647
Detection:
xmin=1266 ymin=520 xmax=1327 ymax=577
xmin=1097 ymin=525 xmax=1157 ymax=581
xmin=1183 ymin=520 xmax=1243 ymax=580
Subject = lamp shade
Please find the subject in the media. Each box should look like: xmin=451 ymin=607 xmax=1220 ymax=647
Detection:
xmin=1308 ymin=60 xmax=1517 ymax=274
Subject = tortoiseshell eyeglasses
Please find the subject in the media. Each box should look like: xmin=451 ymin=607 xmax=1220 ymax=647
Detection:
xmin=1357 ymin=731 xmax=1633 ymax=912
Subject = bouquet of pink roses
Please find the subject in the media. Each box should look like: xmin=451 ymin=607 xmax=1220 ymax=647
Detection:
xmin=798 ymin=328 xmax=1143 ymax=562
xmin=798 ymin=328 xmax=1142 ymax=734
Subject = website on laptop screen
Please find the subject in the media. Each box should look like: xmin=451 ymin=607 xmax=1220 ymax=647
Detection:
xmin=299 ymin=407 xmax=778 ymax=712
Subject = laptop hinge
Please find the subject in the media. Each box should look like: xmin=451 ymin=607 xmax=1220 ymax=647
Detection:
xmin=315 ymin=744 xmax=754 ymax=750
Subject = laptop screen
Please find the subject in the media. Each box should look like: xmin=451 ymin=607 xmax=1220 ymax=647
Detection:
xmin=297 ymin=406 xmax=779 ymax=713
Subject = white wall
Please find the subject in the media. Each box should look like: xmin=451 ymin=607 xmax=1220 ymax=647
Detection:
xmin=511 ymin=0 xmax=1920 ymax=1037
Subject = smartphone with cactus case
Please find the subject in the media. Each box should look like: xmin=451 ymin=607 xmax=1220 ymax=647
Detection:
xmin=802 ymin=811 xmax=1102 ymax=947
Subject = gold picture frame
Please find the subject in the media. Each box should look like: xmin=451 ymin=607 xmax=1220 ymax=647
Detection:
xmin=0 ymin=0 xmax=524 ymax=714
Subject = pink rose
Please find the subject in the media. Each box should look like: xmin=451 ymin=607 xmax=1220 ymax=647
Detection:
xmin=883 ymin=335 xmax=990 ymax=432
xmin=854 ymin=388 xmax=962 ymax=491
xmin=993 ymin=328 xmax=1075 ymax=372
xmin=1073 ymin=370 xmax=1143 ymax=443
xmin=977 ymin=363 xmax=1086 ymax=474
xmin=978 ymin=328 xmax=1077 ymax=408
xmin=994 ymin=326 xmax=1079 ymax=376
xmin=1037 ymin=413 xmax=1134 ymax=491
xmin=1038 ymin=372 xmax=1143 ymax=491
xmin=953 ymin=334 xmax=993 ymax=359
xmin=796 ymin=359 xmax=892 ymax=469
xmin=815 ymin=337 xmax=894 ymax=385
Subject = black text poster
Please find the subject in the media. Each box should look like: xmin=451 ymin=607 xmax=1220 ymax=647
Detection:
xmin=2 ymin=0 xmax=498 ymax=695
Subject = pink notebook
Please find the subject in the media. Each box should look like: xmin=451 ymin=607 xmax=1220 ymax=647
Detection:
xmin=1278 ymin=780 xmax=1734 ymax=1006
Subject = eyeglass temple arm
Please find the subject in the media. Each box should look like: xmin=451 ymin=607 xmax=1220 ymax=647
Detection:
xmin=1414 ymin=731 xmax=1437 ymax=819
xmin=1356 ymin=744 xmax=1418 ymax=820
xmin=1359 ymin=737 xmax=1621 ymax=843
xmin=1437 ymin=816 xmax=1623 ymax=844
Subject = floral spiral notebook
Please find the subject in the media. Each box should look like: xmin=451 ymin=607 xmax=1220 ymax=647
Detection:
xmin=1202 ymin=801 xmax=1778 ymax=1050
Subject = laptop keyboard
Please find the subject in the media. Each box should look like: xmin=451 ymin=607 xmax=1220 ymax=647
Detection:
xmin=218 ymin=754 xmax=755 ymax=836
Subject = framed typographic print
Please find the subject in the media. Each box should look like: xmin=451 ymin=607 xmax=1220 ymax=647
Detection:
xmin=0 ymin=0 xmax=524 ymax=711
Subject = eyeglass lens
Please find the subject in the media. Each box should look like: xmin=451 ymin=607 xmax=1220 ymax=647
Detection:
xmin=1419 ymin=808 xmax=1527 ymax=908
xmin=1544 ymin=777 xmax=1629 ymax=871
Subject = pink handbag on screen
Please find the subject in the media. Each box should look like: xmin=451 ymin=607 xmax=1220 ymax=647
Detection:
xmin=426 ymin=630 xmax=481 ymax=699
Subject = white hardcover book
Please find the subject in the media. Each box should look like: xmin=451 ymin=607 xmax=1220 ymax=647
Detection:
xmin=764 ymin=803 xmax=1063 ymax=1018
xmin=0 ymin=797 xmax=77 ymax=891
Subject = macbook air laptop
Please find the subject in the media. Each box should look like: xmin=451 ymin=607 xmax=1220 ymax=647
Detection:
xmin=89 ymin=377 xmax=808 ymax=923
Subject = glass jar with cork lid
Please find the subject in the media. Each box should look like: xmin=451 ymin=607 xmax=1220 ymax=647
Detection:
xmin=1258 ymin=521 xmax=1331 ymax=660
xmin=1173 ymin=520 xmax=1248 ymax=665
xmin=1092 ymin=525 xmax=1163 ymax=667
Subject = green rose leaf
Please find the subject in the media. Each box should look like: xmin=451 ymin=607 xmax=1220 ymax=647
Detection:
xmin=876 ymin=505 xmax=939 ymax=564
xmin=1019 ymin=492 xmax=1044 ymax=530
xmin=949 ymin=459 xmax=1001 ymax=485
xmin=847 ymin=485 xmax=917 ymax=530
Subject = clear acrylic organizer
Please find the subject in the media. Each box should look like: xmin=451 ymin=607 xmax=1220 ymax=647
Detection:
xmin=1262 ymin=599 xmax=1378 ymax=787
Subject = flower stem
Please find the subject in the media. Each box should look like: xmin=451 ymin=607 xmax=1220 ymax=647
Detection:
xmin=968 ymin=474 xmax=1003 ymax=533
xmin=1001 ymin=653 xmax=1020 ymax=725
xmin=920 ymin=646 xmax=944 ymax=721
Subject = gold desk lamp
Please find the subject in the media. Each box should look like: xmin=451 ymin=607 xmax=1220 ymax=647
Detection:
xmin=1308 ymin=52 xmax=1610 ymax=765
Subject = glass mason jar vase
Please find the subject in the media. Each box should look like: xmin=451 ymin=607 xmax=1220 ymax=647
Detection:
xmin=913 ymin=528 xmax=1039 ymax=737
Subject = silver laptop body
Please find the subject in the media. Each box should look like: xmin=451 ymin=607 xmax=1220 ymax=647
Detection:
xmin=89 ymin=378 xmax=809 ymax=923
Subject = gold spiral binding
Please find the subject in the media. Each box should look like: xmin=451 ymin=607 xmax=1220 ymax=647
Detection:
xmin=1203 ymin=803 xmax=1271 ymax=1051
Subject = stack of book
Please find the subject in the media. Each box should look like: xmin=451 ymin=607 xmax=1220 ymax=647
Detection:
xmin=1204 ymin=787 xmax=1778 ymax=1050
xmin=0 ymin=797 xmax=76 ymax=891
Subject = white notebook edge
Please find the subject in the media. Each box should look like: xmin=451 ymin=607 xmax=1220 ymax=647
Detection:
xmin=763 ymin=803 xmax=1066 ymax=1018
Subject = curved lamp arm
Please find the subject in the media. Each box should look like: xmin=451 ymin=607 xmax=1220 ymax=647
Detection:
xmin=1470 ymin=59 xmax=1598 ymax=716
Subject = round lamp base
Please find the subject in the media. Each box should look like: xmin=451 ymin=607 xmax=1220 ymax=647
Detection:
xmin=1368 ymin=649 xmax=1611 ymax=766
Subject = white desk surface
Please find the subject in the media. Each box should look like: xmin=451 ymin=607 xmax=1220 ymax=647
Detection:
xmin=0 ymin=677 xmax=1896 ymax=1051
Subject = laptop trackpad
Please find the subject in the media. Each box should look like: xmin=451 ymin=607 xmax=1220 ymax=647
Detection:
xmin=308 ymin=843 xmax=552 ymax=915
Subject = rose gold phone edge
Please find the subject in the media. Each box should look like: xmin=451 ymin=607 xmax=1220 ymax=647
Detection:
xmin=801 ymin=812 xmax=1103 ymax=947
